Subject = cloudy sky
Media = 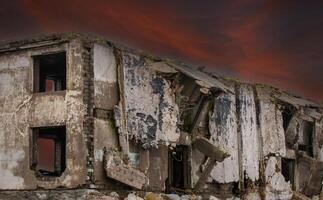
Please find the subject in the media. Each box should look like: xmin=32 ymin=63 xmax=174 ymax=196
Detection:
xmin=1 ymin=0 xmax=322 ymax=101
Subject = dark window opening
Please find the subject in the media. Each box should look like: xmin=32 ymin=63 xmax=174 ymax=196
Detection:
xmin=31 ymin=126 xmax=66 ymax=177
xmin=281 ymin=158 xmax=295 ymax=189
xmin=282 ymin=107 xmax=293 ymax=131
xmin=33 ymin=52 xmax=66 ymax=93
xmin=298 ymin=120 xmax=314 ymax=157
xmin=168 ymin=145 xmax=191 ymax=190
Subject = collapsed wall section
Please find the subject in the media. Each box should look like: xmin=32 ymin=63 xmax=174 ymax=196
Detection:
xmin=208 ymin=83 xmax=240 ymax=184
xmin=237 ymin=84 xmax=260 ymax=182
xmin=115 ymin=52 xmax=180 ymax=148
xmin=0 ymin=34 xmax=322 ymax=200
xmin=92 ymin=43 xmax=120 ymax=186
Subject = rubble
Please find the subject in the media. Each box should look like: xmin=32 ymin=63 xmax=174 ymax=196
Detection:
xmin=104 ymin=150 xmax=148 ymax=190
xmin=193 ymin=137 xmax=230 ymax=190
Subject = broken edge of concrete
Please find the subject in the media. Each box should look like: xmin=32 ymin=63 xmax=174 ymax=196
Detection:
xmin=104 ymin=149 xmax=148 ymax=190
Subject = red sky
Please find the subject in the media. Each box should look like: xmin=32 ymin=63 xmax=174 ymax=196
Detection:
xmin=1 ymin=0 xmax=322 ymax=101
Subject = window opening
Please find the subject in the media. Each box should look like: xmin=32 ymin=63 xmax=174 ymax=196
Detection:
xmin=298 ymin=120 xmax=314 ymax=156
xmin=282 ymin=107 xmax=293 ymax=132
xmin=281 ymin=158 xmax=295 ymax=189
xmin=33 ymin=52 xmax=66 ymax=93
xmin=169 ymin=145 xmax=190 ymax=189
xmin=32 ymin=126 xmax=66 ymax=177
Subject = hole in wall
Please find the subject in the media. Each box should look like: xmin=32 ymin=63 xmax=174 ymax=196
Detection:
xmin=31 ymin=126 xmax=66 ymax=177
xmin=33 ymin=52 xmax=66 ymax=93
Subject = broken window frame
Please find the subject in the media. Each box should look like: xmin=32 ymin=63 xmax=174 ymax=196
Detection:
xmin=279 ymin=100 xmax=320 ymax=194
xmin=32 ymin=52 xmax=67 ymax=93
xmin=298 ymin=120 xmax=314 ymax=157
xmin=168 ymin=145 xmax=192 ymax=190
xmin=281 ymin=158 xmax=296 ymax=190
xmin=30 ymin=126 xmax=66 ymax=177
xmin=282 ymin=106 xmax=294 ymax=132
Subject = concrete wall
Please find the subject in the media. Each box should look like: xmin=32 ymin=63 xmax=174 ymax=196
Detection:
xmin=92 ymin=43 xmax=120 ymax=185
xmin=117 ymin=52 xmax=180 ymax=148
xmin=0 ymin=40 xmax=88 ymax=189
xmin=209 ymin=83 xmax=239 ymax=184
xmin=93 ymin=43 xmax=118 ymax=110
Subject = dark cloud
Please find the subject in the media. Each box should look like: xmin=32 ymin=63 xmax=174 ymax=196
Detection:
xmin=0 ymin=0 xmax=322 ymax=101
xmin=0 ymin=1 xmax=42 ymax=39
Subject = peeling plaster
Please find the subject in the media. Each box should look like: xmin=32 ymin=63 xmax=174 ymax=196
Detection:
xmin=257 ymin=87 xmax=286 ymax=157
xmin=93 ymin=44 xmax=116 ymax=83
xmin=264 ymin=157 xmax=293 ymax=200
xmin=209 ymin=91 xmax=239 ymax=183
xmin=238 ymin=84 xmax=260 ymax=181
xmin=119 ymin=53 xmax=179 ymax=148
xmin=0 ymin=34 xmax=322 ymax=199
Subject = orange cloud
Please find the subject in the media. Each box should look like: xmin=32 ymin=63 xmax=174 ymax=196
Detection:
xmin=20 ymin=0 xmax=323 ymax=101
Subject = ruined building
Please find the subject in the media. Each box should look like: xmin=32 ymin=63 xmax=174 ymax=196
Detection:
xmin=0 ymin=33 xmax=322 ymax=200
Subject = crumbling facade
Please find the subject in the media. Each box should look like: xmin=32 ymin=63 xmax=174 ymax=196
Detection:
xmin=0 ymin=34 xmax=322 ymax=200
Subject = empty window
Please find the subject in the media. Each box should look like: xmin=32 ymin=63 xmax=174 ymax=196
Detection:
xmin=31 ymin=126 xmax=66 ymax=177
xmin=298 ymin=120 xmax=314 ymax=156
xmin=33 ymin=52 xmax=66 ymax=92
xmin=168 ymin=145 xmax=191 ymax=189
xmin=281 ymin=158 xmax=295 ymax=189
xmin=282 ymin=107 xmax=293 ymax=131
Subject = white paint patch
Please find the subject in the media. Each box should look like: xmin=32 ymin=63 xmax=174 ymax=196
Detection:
xmin=238 ymin=85 xmax=260 ymax=181
xmin=0 ymin=149 xmax=25 ymax=189
xmin=257 ymin=87 xmax=286 ymax=157
xmin=209 ymin=92 xmax=240 ymax=183
xmin=128 ymin=152 xmax=140 ymax=168
xmin=93 ymin=44 xmax=117 ymax=83
xmin=264 ymin=156 xmax=292 ymax=200
xmin=94 ymin=149 xmax=104 ymax=162
xmin=121 ymin=53 xmax=179 ymax=147
xmin=265 ymin=157 xmax=277 ymax=180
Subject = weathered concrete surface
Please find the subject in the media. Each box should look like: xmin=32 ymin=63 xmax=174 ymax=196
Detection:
xmin=274 ymin=92 xmax=322 ymax=109
xmin=146 ymin=145 xmax=168 ymax=191
xmin=193 ymin=137 xmax=230 ymax=189
xmin=193 ymin=137 xmax=230 ymax=162
xmin=291 ymin=192 xmax=311 ymax=200
xmin=104 ymin=150 xmax=148 ymax=189
xmin=319 ymin=122 xmax=323 ymax=166
xmin=256 ymin=87 xmax=286 ymax=157
xmin=264 ymin=156 xmax=293 ymax=200
xmin=117 ymin=53 xmax=179 ymax=148
xmin=242 ymin=192 xmax=261 ymax=200
xmin=93 ymin=43 xmax=120 ymax=185
xmin=29 ymin=92 xmax=66 ymax=127
xmin=209 ymin=90 xmax=240 ymax=183
xmin=93 ymin=43 xmax=118 ymax=110
xmin=237 ymin=84 xmax=260 ymax=182
xmin=285 ymin=114 xmax=302 ymax=147
xmin=314 ymin=121 xmax=322 ymax=159
xmin=0 ymin=40 xmax=88 ymax=190
xmin=1 ymin=33 xmax=323 ymax=199
xmin=94 ymin=119 xmax=119 ymax=184
xmin=297 ymin=154 xmax=323 ymax=196
xmin=166 ymin=62 xmax=234 ymax=93
xmin=0 ymin=189 xmax=110 ymax=200
xmin=0 ymin=52 xmax=34 ymax=189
